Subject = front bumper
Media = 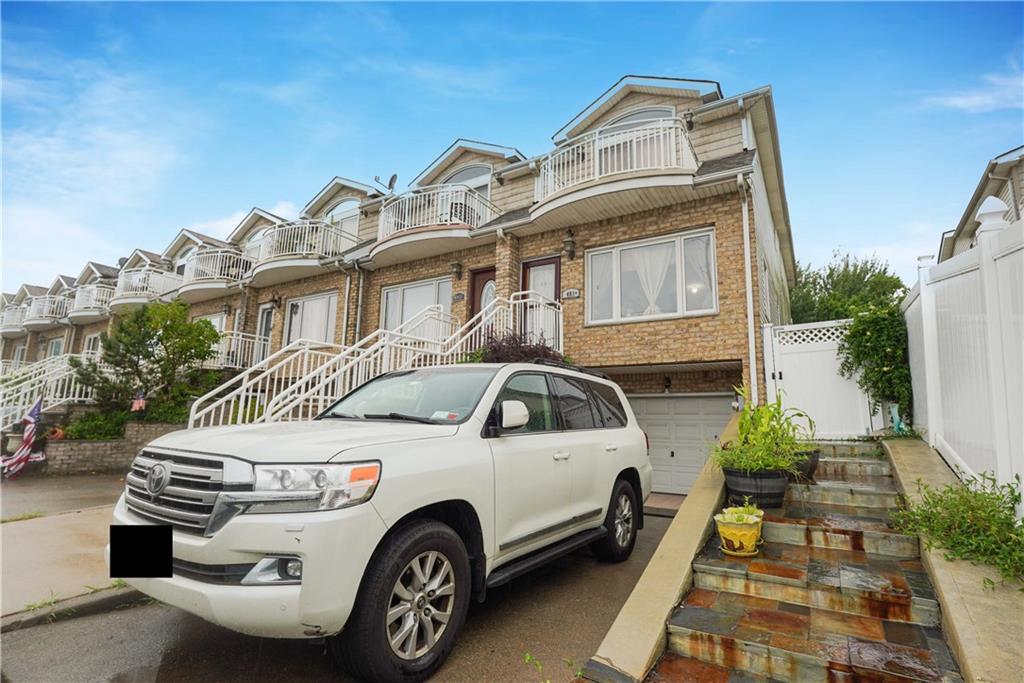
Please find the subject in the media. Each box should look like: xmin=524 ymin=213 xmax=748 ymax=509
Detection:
xmin=107 ymin=492 xmax=389 ymax=639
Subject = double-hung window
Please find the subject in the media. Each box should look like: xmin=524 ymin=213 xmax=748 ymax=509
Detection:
xmin=286 ymin=292 xmax=338 ymax=344
xmin=586 ymin=228 xmax=716 ymax=324
xmin=381 ymin=277 xmax=452 ymax=332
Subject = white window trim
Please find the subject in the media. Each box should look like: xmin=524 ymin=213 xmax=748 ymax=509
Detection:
xmin=441 ymin=163 xmax=492 ymax=199
xmin=284 ymin=291 xmax=338 ymax=345
xmin=256 ymin=303 xmax=275 ymax=338
xmin=379 ymin=275 xmax=453 ymax=330
xmin=585 ymin=227 xmax=718 ymax=326
xmin=83 ymin=332 xmax=102 ymax=352
xmin=12 ymin=343 xmax=26 ymax=363
xmin=600 ymin=105 xmax=676 ymax=132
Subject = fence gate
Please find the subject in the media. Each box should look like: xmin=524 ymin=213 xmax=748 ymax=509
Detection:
xmin=763 ymin=320 xmax=879 ymax=439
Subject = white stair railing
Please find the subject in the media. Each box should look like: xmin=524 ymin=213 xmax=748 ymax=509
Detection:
xmin=204 ymin=331 xmax=272 ymax=370
xmin=0 ymin=354 xmax=98 ymax=432
xmin=187 ymin=339 xmax=350 ymax=429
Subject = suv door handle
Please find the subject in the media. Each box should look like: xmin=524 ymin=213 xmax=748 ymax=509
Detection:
xmin=604 ymin=444 xmax=618 ymax=452
xmin=553 ymin=451 xmax=571 ymax=461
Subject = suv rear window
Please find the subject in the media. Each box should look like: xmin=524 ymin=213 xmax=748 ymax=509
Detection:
xmin=550 ymin=375 xmax=599 ymax=430
xmin=588 ymin=380 xmax=628 ymax=428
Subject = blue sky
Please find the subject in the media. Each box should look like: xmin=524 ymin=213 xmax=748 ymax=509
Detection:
xmin=2 ymin=2 xmax=1021 ymax=290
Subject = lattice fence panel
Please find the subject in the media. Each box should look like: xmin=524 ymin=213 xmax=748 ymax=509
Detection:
xmin=774 ymin=322 xmax=849 ymax=347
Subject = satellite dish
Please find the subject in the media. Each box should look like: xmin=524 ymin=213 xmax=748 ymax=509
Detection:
xmin=387 ymin=174 xmax=398 ymax=191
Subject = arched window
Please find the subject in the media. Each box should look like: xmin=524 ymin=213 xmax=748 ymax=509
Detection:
xmin=324 ymin=199 xmax=360 ymax=236
xmin=601 ymin=106 xmax=675 ymax=132
xmin=443 ymin=164 xmax=491 ymax=200
xmin=175 ymin=246 xmax=196 ymax=275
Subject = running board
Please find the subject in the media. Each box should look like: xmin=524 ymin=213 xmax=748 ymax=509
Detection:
xmin=486 ymin=526 xmax=608 ymax=589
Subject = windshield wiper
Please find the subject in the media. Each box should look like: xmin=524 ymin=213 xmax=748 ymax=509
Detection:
xmin=319 ymin=412 xmax=362 ymax=420
xmin=363 ymin=412 xmax=438 ymax=424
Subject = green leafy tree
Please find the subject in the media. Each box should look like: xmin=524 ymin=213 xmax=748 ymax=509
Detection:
xmin=790 ymin=253 xmax=906 ymax=323
xmin=71 ymin=301 xmax=222 ymax=410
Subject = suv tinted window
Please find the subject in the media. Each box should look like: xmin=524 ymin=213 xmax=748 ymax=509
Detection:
xmin=551 ymin=375 xmax=599 ymax=430
xmin=588 ymin=381 xmax=628 ymax=428
xmin=495 ymin=373 xmax=556 ymax=433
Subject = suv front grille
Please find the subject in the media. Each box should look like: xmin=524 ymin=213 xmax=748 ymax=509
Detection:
xmin=125 ymin=451 xmax=250 ymax=535
xmin=172 ymin=558 xmax=256 ymax=584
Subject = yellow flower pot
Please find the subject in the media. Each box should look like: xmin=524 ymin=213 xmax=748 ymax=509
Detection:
xmin=714 ymin=512 xmax=763 ymax=557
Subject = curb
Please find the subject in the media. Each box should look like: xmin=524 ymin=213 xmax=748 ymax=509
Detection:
xmin=1 ymin=587 xmax=144 ymax=633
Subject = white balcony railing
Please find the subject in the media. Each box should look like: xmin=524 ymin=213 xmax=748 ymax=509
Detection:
xmin=378 ymin=184 xmax=500 ymax=241
xmin=0 ymin=359 xmax=27 ymax=375
xmin=206 ymin=331 xmax=272 ymax=370
xmin=114 ymin=268 xmax=183 ymax=299
xmin=72 ymin=284 xmax=115 ymax=313
xmin=1 ymin=305 xmax=26 ymax=330
xmin=535 ymin=118 xmax=698 ymax=202
xmin=182 ymin=249 xmax=255 ymax=285
xmin=26 ymin=295 xmax=70 ymax=322
xmin=244 ymin=220 xmax=354 ymax=264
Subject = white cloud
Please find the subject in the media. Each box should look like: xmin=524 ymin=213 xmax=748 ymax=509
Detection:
xmin=185 ymin=201 xmax=298 ymax=239
xmin=923 ymin=66 xmax=1024 ymax=113
xmin=802 ymin=221 xmax=940 ymax=286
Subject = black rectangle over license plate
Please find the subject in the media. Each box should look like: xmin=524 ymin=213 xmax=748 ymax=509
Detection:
xmin=110 ymin=524 xmax=172 ymax=578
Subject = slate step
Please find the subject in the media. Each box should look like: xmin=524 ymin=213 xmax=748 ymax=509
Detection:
xmin=787 ymin=474 xmax=900 ymax=508
xmin=816 ymin=456 xmax=892 ymax=478
xmin=814 ymin=441 xmax=886 ymax=459
xmin=692 ymin=537 xmax=939 ymax=625
xmin=667 ymin=591 xmax=962 ymax=682
xmin=648 ymin=652 xmax=783 ymax=682
xmin=761 ymin=500 xmax=919 ymax=558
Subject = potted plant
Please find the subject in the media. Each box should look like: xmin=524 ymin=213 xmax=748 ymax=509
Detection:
xmin=714 ymin=500 xmax=763 ymax=557
xmin=713 ymin=388 xmax=806 ymax=508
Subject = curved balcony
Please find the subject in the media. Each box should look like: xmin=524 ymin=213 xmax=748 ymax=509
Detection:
xmin=371 ymin=184 xmax=500 ymax=266
xmin=532 ymin=118 xmax=699 ymax=230
xmin=0 ymin=305 xmax=27 ymax=338
xmin=243 ymin=220 xmax=356 ymax=287
xmin=179 ymin=250 xmax=255 ymax=303
xmin=109 ymin=268 xmax=183 ymax=314
xmin=24 ymin=295 xmax=70 ymax=331
xmin=69 ymin=284 xmax=115 ymax=324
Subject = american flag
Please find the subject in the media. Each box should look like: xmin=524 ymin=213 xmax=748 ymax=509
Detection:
xmin=2 ymin=398 xmax=46 ymax=479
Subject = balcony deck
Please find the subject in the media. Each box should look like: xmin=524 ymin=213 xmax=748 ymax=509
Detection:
xmin=109 ymin=268 xmax=183 ymax=313
xmin=0 ymin=306 xmax=27 ymax=338
xmin=68 ymin=284 xmax=115 ymax=324
xmin=23 ymin=296 xmax=70 ymax=331
xmin=244 ymin=220 xmax=355 ymax=287
xmin=179 ymin=250 xmax=254 ymax=303
xmin=371 ymin=184 xmax=499 ymax=266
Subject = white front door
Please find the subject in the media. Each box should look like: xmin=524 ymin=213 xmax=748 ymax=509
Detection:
xmin=522 ymin=258 xmax=560 ymax=345
xmin=488 ymin=372 xmax=572 ymax=561
xmin=629 ymin=394 xmax=733 ymax=494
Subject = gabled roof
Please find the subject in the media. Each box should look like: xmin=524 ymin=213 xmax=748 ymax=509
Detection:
xmin=121 ymin=249 xmax=168 ymax=270
xmin=412 ymin=139 xmax=525 ymax=187
xmin=302 ymin=177 xmax=380 ymax=218
xmin=553 ymin=75 xmax=722 ymax=142
xmin=227 ymin=207 xmax=286 ymax=243
xmin=938 ymin=145 xmax=1024 ymax=262
xmin=162 ymin=229 xmax=235 ymax=260
xmin=14 ymin=284 xmax=47 ymax=303
xmin=75 ymin=262 xmax=120 ymax=285
xmin=47 ymin=275 xmax=76 ymax=294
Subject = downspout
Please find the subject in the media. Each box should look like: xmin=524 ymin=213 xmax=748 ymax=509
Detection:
xmin=738 ymin=173 xmax=759 ymax=405
xmin=337 ymin=265 xmax=352 ymax=346
xmin=353 ymin=262 xmax=365 ymax=342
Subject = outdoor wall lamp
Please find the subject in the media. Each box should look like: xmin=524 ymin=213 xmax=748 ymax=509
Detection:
xmin=221 ymin=303 xmax=233 ymax=316
xmin=684 ymin=111 xmax=694 ymax=131
xmin=562 ymin=230 xmax=577 ymax=260
xmin=450 ymin=261 xmax=463 ymax=280
xmin=663 ymin=375 xmax=672 ymax=393
xmin=268 ymin=292 xmax=283 ymax=309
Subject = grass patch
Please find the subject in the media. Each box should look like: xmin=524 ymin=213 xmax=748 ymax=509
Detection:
xmin=24 ymin=590 xmax=61 ymax=612
xmin=1 ymin=511 xmax=44 ymax=523
xmin=893 ymin=472 xmax=1024 ymax=589
xmin=84 ymin=579 xmax=127 ymax=593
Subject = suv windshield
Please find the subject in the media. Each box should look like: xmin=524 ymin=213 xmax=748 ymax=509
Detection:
xmin=320 ymin=367 xmax=499 ymax=424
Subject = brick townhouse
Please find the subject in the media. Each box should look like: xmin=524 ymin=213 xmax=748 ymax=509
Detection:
xmin=1 ymin=76 xmax=795 ymax=495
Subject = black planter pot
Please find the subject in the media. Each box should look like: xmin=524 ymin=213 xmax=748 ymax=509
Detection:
xmin=790 ymin=449 xmax=821 ymax=482
xmin=722 ymin=467 xmax=789 ymax=508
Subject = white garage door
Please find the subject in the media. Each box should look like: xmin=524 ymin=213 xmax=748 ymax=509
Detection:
xmin=629 ymin=394 xmax=734 ymax=495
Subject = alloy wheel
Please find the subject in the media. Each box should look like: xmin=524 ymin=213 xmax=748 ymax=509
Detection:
xmin=614 ymin=493 xmax=634 ymax=547
xmin=386 ymin=550 xmax=456 ymax=660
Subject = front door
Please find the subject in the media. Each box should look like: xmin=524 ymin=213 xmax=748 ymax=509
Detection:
xmin=470 ymin=268 xmax=497 ymax=318
xmin=521 ymin=257 xmax=560 ymax=345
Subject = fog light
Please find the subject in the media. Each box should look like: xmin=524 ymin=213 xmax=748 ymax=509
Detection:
xmin=281 ymin=558 xmax=303 ymax=579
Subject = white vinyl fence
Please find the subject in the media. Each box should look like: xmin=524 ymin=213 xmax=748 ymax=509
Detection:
xmin=763 ymin=320 xmax=883 ymax=439
xmin=903 ymin=217 xmax=1022 ymax=489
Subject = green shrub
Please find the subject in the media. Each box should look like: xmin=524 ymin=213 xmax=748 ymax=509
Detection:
xmin=838 ymin=302 xmax=913 ymax=422
xmin=137 ymin=401 xmax=190 ymax=424
xmin=713 ymin=388 xmax=811 ymax=473
xmin=892 ymin=472 xmax=1024 ymax=588
xmin=64 ymin=411 xmax=130 ymax=440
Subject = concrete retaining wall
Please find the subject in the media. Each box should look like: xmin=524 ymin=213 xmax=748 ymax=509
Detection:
xmin=42 ymin=422 xmax=186 ymax=476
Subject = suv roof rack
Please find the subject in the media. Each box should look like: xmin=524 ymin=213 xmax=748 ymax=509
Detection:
xmin=530 ymin=358 xmax=611 ymax=380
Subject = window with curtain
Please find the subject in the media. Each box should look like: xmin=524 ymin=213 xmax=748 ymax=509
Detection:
xmin=586 ymin=228 xmax=717 ymax=324
xmin=324 ymin=199 xmax=360 ymax=236
xmin=443 ymin=165 xmax=491 ymax=200
xmin=286 ymin=292 xmax=338 ymax=344
xmin=380 ymin=277 xmax=452 ymax=331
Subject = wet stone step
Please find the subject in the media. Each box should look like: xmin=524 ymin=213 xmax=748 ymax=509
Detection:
xmin=816 ymin=456 xmax=892 ymax=478
xmin=667 ymin=591 xmax=962 ymax=682
xmin=759 ymin=500 xmax=919 ymax=558
xmin=787 ymin=474 xmax=900 ymax=509
xmin=814 ymin=441 xmax=887 ymax=459
xmin=692 ymin=538 xmax=939 ymax=625
xmin=647 ymin=652 xmax=784 ymax=682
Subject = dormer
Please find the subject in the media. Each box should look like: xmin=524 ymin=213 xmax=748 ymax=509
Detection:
xmin=1 ymin=284 xmax=45 ymax=337
xmin=109 ymin=249 xmax=182 ymax=313
xmin=70 ymin=262 xmax=120 ymax=324
xmin=24 ymin=275 xmax=75 ymax=330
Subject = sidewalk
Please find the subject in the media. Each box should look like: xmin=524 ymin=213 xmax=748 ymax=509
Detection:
xmin=1 ymin=473 xmax=124 ymax=520
xmin=1 ymin=506 xmax=114 ymax=616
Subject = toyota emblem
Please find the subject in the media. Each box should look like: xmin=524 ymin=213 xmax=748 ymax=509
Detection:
xmin=146 ymin=462 xmax=171 ymax=496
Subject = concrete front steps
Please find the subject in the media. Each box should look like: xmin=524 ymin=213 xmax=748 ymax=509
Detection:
xmin=648 ymin=443 xmax=963 ymax=682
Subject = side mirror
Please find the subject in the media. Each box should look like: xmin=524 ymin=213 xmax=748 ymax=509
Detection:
xmin=500 ymin=400 xmax=530 ymax=430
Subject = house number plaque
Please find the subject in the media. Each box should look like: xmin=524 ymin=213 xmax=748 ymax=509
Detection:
xmin=562 ymin=288 xmax=581 ymax=299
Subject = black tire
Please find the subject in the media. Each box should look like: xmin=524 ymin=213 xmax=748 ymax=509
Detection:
xmin=329 ymin=519 xmax=471 ymax=683
xmin=591 ymin=478 xmax=639 ymax=562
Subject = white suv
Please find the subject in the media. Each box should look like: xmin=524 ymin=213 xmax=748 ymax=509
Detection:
xmin=107 ymin=362 xmax=651 ymax=682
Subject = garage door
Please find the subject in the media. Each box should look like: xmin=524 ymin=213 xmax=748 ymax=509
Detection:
xmin=628 ymin=394 xmax=734 ymax=495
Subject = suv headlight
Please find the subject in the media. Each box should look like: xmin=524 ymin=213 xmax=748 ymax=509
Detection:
xmin=246 ymin=462 xmax=381 ymax=514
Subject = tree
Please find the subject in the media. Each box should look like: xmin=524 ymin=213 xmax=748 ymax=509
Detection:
xmin=790 ymin=253 xmax=906 ymax=323
xmin=71 ymin=301 xmax=222 ymax=410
